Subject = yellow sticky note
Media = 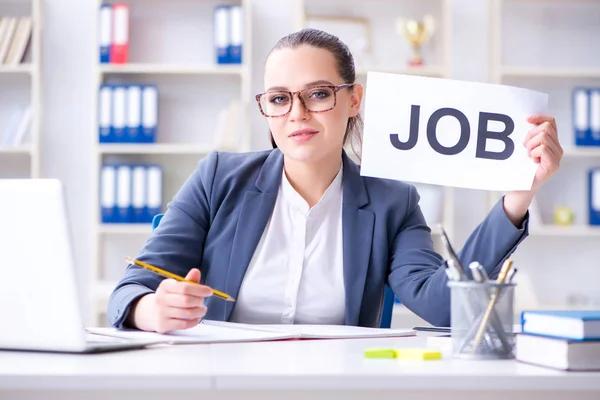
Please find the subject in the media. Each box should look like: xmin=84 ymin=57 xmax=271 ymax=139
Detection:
xmin=395 ymin=348 xmax=442 ymax=360
xmin=364 ymin=348 xmax=398 ymax=359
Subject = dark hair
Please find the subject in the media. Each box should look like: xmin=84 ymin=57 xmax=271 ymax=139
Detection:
xmin=265 ymin=28 xmax=363 ymax=160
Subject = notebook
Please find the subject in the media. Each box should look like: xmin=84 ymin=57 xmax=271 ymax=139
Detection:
xmin=87 ymin=320 xmax=416 ymax=345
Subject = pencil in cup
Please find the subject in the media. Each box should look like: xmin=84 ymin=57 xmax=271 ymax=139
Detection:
xmin=125 ymin=257 xmax=236 ymax=302
xmin=470 ymin=259 xmax=513 ymax=354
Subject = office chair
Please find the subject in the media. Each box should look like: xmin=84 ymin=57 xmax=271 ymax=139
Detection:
xmin=150 ymin=213 xmax=396 ymax=328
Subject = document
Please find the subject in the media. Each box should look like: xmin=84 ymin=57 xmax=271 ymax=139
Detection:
xmin=360 ymin=72 xmax=549 ymax=191
xmin=86 ymin=320 xmax=415 ymax=345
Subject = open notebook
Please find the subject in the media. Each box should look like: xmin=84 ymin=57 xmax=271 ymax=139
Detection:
xmin=87 ymin=320 xmax=416 ymax=345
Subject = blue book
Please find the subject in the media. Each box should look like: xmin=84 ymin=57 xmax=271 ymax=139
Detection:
xmin=141 ymin=85 xmax=157 ymax=143
xmin=228 ymin=5 xmax=243 ymax=64
xmin=99 ymin=4 xmax=112 ymax=63
xmin=521 ymin=310 xmax=600 ymax=341
xmin=98 ymin=85 xmax=113 ymax=143
xmin=100 ymin=164 xmax=117 ymax=223
xmin=126 ymin=85 xmax=142 ymax=143
xmin=214 ymin=6 xmax=230 ymax=64
xmin=573 ymin=88 xmax=592 ymax=146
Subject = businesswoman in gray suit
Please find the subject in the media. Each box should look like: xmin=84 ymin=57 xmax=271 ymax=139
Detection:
xmin=108 ymin=29 xmax=563 ymax=334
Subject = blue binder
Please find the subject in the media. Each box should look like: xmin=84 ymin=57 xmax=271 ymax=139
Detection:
xmin=126 ymin=85 xmax=142 ymax=143
xmin=573 ymin=88 xmax=592 ymax=146
xmin=146 ymin=164 xmax=163 ymax=222
xmin=112 ymin=85 xmax=127 ymax=143
xmin=100 ymin=164 xmax=117 ymax=223
xmin=589 ymin=168 xmax=600 ymax=226
xmin=214 ymin=6 xmax=230 ymax=64
xmin=99 ymin=4 xmax=112 ymax=63
xmin=115 ymin=164 xmax=132 ymax=223
xmin=228 ymin=5 xmax=243 ymax=64
xmin=590 ymin=89 xmax=600 ymax=146
xmin=98 ymin=85 xmax=113 ymax=143
xmin=131 ymin=164 xmax=147 ymax=222
xmin=141 ymin=85 xmax=157 ymax=143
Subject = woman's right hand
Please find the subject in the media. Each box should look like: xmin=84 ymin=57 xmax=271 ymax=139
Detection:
xmin=130 ymin=268 xmax=213 ymax=333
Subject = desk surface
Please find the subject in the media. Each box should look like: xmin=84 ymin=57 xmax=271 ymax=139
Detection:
xmin=1 ymin=335 xmax=599 ymax=392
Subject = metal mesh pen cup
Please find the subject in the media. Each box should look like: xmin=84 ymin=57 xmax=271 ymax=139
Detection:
xmin=448 ymin=281 xmax=516 ymax=360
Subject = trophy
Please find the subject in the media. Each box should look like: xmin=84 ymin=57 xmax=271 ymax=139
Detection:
xmin=396 ymin=15 xmax=435 ymax=66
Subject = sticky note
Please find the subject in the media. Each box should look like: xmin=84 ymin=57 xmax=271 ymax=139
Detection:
xmin=395 ymin=348 xmax=442 ymax=360
xmin=364 ymin=348 xmax=398 ymax=359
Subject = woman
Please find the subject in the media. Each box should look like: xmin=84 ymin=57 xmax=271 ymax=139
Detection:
xmin=107 ymin=28 xmax=562 ymax=333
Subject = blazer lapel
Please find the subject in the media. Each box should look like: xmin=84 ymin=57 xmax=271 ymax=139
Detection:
xmin=341 ymin=151 xmax=374 ymax=326
xmin=224 ymin=149 xmax=283 ymax=320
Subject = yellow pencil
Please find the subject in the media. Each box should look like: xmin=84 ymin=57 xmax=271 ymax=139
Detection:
xmin=125 ymin=257 xmax=235 ymax=302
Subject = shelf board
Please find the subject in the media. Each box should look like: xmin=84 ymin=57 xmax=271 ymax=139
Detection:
xmin=499 ymin=67 xmax=600 ymax=79
xmin=563 ymin=146 xmax=600 ymax=158
xmin=98 ymin=143 xmax=215 ymax=155
xmin=357 ymin=65 xmax=448 ymax=78
xmin=0 ymin=146 xmax=32 ymax=154
xmin=0 ymin=64 xmax=33 ymax=74
xmin=98 ymin=223 xmax=152 ymax=235
xmin=529 ymin=225 xmax=600 ymax=237
xmin=99 ymin=63 xmax=245 ymax=75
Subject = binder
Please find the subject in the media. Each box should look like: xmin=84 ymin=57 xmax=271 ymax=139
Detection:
xmin=589 ymin=168 xmax=600 ymax=226
xmin=590 ymin=89 xmax=600 ymax=146
xmin=131 ymin=165 xmax=147 ymax=223
xmin=573 ymin=88 xmax=591 ymax=146
xmin=214 ymin=6 xmax=230 ymax=64
xmin=141 ymin=85 xmax=158 ymax=143
xmin=146 ymin=165 xmax=162 ymax=221
xmin=98 ymin=85 xmax=112 ymax=142
xmin=112 ymin=85 xmax=127 ymax=142
xmin=126 ymin=85 xmax=142 ymax=143
xmin=99 ymin=4 xmax=112 ymax=63
xmin=229 ymin=5 xmax=243 ymax=64
xmin=111 ymin=3 xmax=129 ymax=64
xmin=100 ymin=165 xmax=117 ymax=223
xmin=116 ymin=164 xmax=132 ymax=223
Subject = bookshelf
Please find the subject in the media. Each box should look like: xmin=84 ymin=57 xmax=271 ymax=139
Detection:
xmin=91 ymin=0 xmax=253 ymax=325
xmin=293 ymin=0 xmax=454 ymax=325
xmin=487 ymin=0 xmax=600 ymax=313
xmin=0 ymin=0 xmax=41 ymax=179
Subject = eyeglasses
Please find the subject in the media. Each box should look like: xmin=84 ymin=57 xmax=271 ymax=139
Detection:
xmin=255 ymin=83 xmax=355 ymax=118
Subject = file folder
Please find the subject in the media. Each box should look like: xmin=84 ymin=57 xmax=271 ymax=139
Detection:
xmin=112 ymin=85 xmax=127 ymax=142
xmin=99 ymin=4 xmax=112 ymax=63
xmin=111 ymin=3 xmax=129 ymax=64
xmin=100 ymin=165 xmax=117 ymax=223
xmin=214 ymin=6 xmax=230 ymax=64
xmin=127 ymin=85 xmax=142 ymax=143
xmin=229 ymin=5 xmax=243 ymax=64
xmin=573 ymin=88 xmax=591 ymax=146
xmin=146 ymin=165 xmax=162 ymax=221
xmin=131 ymin=165 xmax=147 ymax=223
xmin=116 ymin=164 xmax=132 ymax=223
xmin=141 ymin=85 xmax=157 ymax=143
xmin=98 ymin=85 xmax=112 ymax=142
xmin=590 ymin=168 xmax=600 ymax=226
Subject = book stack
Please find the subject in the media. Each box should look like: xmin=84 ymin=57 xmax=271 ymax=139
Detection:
xmin=516 ymin=310 xmax=600 ymax=371
xmin=0 ymin=16 xmax=32 ymax=65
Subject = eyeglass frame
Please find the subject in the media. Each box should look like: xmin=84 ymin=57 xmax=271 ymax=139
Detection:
xmin=254 ymin=83 xmax=355 ymax=118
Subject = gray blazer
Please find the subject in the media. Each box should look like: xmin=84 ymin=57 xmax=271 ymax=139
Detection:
xmin=107 ymin=149 xmax=528 ymax=329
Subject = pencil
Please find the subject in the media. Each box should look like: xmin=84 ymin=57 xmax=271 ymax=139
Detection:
xmin=125 ymin=257 xmax=235 ymax=302
xmin=470 ymin=258 xmax=513 ymax=354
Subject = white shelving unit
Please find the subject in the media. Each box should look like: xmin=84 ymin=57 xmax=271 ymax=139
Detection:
xmin=90 ymin=0 xmax=253 ymax=325
xmin=487 ymin=0 xmax=600 ymax=313
xmin=293 ymin=0 xmax=454 ymax=327
xmin=488 ymin=0 xmax=600 ymax=236
xmin=0 ymin=0 xmax=42 ymax=179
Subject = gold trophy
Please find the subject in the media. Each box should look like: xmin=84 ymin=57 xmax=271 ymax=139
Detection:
xmin=396 ymin=15 xmax=435 ymax=66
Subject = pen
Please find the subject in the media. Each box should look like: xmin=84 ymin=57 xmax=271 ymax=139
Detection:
xmin=470 ymin=258 xmax=513 ymax=353
xmin=437 ymin=224 xmax=467 ymax=279
xmin=125 ymin=257 xmax=236 ymax=302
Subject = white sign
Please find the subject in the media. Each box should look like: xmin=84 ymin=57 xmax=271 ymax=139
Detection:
xmin=359 ymin=72 xmax=548 ymax=191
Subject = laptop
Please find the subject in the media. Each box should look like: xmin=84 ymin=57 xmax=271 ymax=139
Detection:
xmin=0 ymin=179 xmax=160 ymax=353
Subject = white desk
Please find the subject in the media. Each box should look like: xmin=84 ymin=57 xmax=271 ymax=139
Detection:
xmin=1 ymin=335 xmax=599 ymax=400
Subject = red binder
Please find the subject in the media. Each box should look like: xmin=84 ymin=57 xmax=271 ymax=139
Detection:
xmin=110 ymin=3 xmax=129 ymax=64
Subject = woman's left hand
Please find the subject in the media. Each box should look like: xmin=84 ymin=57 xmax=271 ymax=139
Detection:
xmin=503 ymin=114 xmax=563 ymax=227
xmin=523 ymin=114 xmax=563 ymax=193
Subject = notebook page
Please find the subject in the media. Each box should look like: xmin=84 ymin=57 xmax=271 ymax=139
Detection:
xmin=86 ymin=324 xmax=296 ymax=344
xmin=201 ymin=321 xmax=415 ymax=339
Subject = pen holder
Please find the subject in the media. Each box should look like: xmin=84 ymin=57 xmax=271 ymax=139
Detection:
xmin=448 ymin=281 xmax=516 ymax=360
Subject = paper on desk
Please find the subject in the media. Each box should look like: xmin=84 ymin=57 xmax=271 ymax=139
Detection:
xmin=359 ymin=72 xmax=548 ymax=191
xmin=86 ymin=321 xmax=415 ymax=344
